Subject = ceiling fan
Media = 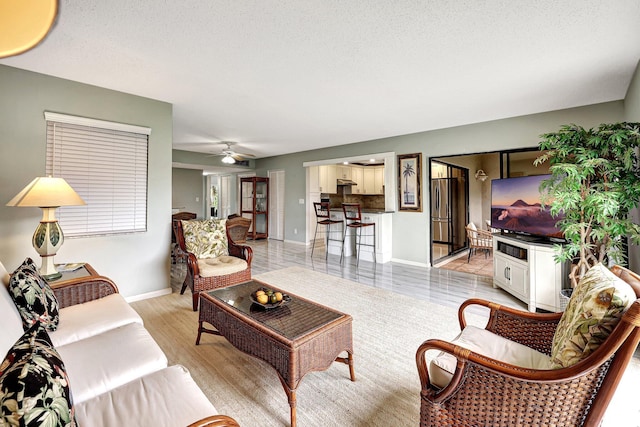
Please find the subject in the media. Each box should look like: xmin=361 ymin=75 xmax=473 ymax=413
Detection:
xmin=206 ymin=141 xmax=255 ymax=164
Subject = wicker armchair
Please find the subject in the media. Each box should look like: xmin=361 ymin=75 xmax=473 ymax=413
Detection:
xmin=175 ymin=217 xmax=253 ymax=311
xmin=226 ymin=215 xmax=251 ymax=244
xmin=465 ymin=222 xmax=492 ymax=262
xmin=171 ymin=212 xmax=197 ymax=263
xmin=416 ymin=265 xmax=640 ymax=427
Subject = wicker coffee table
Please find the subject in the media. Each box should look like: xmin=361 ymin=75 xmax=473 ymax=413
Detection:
xmin=197 ymin=279 xmax=355 ymax=427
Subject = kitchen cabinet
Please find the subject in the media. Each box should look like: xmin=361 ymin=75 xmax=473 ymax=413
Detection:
xmin=318 ymin=165 xmax=337 ymax=194
xmin=493 ymin=234 xmax=567 ymax=312
xmin=351 ymin=166 xmax=364 ymax=193
xmin=240 ymin=177 xmax=269 ymax=240
xmin=336 ymin=165 xmax=352 ymax=180
xmin=308 ymin=165 xmax=320 ymax=193
xmin=361 ymin=166 xmax=384 ymax=194
xmin=374 ymin=167 xmax=384 ymax=194
xmin=362 ymin=168 xmax=375 ymax=193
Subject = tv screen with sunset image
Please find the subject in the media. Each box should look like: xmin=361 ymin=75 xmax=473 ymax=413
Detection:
xmin=490 ymin=174 xmax=564 ymax=241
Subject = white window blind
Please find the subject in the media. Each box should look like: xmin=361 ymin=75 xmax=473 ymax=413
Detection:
xmin=45 ymin=112 xmax=150 ymax=237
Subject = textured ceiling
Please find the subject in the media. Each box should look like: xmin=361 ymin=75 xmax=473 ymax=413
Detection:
xmin=2 ymin=0 xmax=640 ymax=159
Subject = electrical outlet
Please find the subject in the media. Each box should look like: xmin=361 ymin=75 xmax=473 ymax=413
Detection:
xmin=299 ymin=198 xmax=304 ymax=204
xmin=196 ymin=197 xmax=199 ymax=202
xmin=294 ymin=228 xmax=298 ymax=234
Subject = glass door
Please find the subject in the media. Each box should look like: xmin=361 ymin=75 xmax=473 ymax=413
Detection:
xmin=430 ymin=161 xmax=469 ymax=264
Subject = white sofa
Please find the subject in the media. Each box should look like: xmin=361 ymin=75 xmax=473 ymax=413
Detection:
xmin=0 ymin=261 xmax=239 ymax=427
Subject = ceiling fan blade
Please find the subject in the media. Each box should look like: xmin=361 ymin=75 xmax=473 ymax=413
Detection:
xmin=232 ymin=152 xmax=255 ymax=160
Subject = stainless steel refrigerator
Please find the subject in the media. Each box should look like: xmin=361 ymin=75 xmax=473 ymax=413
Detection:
xmin=431 ymin=178 xmax=452 ymax=243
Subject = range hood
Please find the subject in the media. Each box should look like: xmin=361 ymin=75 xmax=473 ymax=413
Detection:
xmin=337 ymin=179 xmax=357 ymax=186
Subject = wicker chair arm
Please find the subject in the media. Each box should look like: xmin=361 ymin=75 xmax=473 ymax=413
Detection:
xmin=186 ymin=415 xmax=240 ymax=427
xmin=416 ymin=336 xmax=618 ymax=405
xmin=51 ymin=276 xmax=119 ymax=309
xmin=459 ymin=298 xmax=561 ymax=354
xmin=186 ymin=252 xmax=201 ymax=277
xmin=228 ymin=243 xmax=253 ymax=266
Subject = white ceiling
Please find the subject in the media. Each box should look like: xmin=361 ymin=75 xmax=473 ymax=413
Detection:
xmin=2 ymin=1 xmax=640 ymax=160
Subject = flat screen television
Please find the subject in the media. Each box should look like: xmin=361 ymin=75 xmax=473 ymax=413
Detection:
xmin=490 ymin=174 xmax=565 ymax=242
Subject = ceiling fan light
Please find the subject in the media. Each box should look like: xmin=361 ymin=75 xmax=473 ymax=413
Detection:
xmin=221 ymin=154 xmax=236 ymax=164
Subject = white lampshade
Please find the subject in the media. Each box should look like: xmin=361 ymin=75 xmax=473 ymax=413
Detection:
xmin=6 ymin=177 xmax=85 ymax=280
xmin=6 ymin=176 xmax=86 ymax=207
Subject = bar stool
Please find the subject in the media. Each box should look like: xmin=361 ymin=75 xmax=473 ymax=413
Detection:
xmin=311 ymin=202 xmax=344 ymax=259
xmin=341 ymin=203 xmax=376 ymax=266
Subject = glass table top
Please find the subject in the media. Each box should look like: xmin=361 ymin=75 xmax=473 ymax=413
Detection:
xmin=205 ymin=280 xmax=345 ymax=340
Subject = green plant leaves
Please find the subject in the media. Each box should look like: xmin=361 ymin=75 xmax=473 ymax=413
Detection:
xmin=536 ymin=121 xmax=640 ymax=276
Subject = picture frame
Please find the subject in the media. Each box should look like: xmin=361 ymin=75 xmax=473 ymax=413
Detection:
xmin=398 ymin=153 xmax=422 ymax=212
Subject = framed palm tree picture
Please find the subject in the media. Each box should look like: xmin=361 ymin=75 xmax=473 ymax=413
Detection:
xmin=398 ymin=153 xmax=422 ymax=212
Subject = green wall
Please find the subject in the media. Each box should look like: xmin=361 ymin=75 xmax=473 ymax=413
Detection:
xmin=0 ymin=65 xmax=173 ymax=298
xmin=256 ymin=101 xmax=625 ymax=265
xmin=624 ymin=59 xmax=640 ymax=272
xmin=172 ymin=168 xmax=206 ymax=217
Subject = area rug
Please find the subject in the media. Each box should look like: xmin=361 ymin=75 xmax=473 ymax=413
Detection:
xmin=131 ymin=266 xmax=638 ymax=427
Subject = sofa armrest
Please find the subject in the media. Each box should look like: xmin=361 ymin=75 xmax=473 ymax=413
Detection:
xmin=51 ymin=276 xmax=119 ymax=309
xmin=187 ymin=415 xmax=241 ymax=427
xmin=228 ymin=242 xmax=253 ymax=266
xmin=459 ymin=298 xmax=561 ymax=355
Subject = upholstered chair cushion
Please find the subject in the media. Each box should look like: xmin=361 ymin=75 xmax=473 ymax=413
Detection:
xmin=550 ymin=263 xmax=636 ymax=369
xmin=9 ymin=258 xmax=60 ymax=331
xmin=197 ymin=256 xmax=248 ymax=277
xmin=0 ymin=322 xmax=76 ymax=427
xmin=429 ymin=325 xmax=551 ymax=388
xmin=181 ymin=219 xmax=228 ymax=259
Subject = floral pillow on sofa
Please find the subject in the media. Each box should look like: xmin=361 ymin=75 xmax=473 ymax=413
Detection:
xmin=550 ymin=263 xmax=636 ymax=369
xmin=0 ymin=321 xmax=76 ymax=426
xmin=8 ymin=258 xmax=60 ymax=331
xmin=181 ymin=219 xmax=228 ymax=259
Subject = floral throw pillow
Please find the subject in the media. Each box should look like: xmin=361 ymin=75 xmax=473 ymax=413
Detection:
xmin=9 ymin=258 xmax=60 ymax=331
xmin=0 ymin=322 xmax=76 ymax=427
xmin=550 ymin=263 xmax=636 ymax=369
xmin=181 ymin=219 xmax=228 ymax=259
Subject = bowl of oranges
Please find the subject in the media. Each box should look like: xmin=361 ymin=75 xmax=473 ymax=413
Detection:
xmin=251 ymin=288 xmax=290 ymax=309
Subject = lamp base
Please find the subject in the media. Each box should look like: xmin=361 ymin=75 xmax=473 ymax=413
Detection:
xmin=32 ymin=210 xmax=64 ymax=281
xmin=39 ymin=252 xmax=62 ymax=281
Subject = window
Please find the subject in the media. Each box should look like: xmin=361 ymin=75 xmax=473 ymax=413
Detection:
xmin=45 ymin=112 xmax=150 ymax=237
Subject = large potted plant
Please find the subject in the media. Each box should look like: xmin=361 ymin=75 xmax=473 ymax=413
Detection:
xmin=534 ymin=122 xmax=640 ymax=287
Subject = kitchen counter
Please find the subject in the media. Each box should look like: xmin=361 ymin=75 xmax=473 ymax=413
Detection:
xmin=326 ymin=209 xmax=392 ymax=263
xmin=329 ymin=208 xmax=394 ymax=214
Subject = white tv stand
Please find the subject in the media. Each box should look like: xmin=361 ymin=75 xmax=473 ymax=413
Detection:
xmin=492 ymin=234 xmax=567 ymax=312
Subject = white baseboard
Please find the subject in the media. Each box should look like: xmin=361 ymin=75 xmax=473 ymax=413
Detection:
xmin=125 ymin=287 xmax=172 ymax=303
xmin=283 ymin=239 xmax=307 ymax=246
xmin=390 ymin=257 xmax=430 ymax=268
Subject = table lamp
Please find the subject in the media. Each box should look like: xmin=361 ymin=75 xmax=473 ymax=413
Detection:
xmin=6 ymin=177 xmax=86 ymax=280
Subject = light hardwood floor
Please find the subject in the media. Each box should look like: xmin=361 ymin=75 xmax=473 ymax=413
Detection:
xmin=170 ymin=237 xmax=639 ymax=422
xmin=216 ymin=239 xmax=527 ymax=311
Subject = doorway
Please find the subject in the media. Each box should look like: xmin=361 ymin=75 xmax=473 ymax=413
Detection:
xmin=268 ymin=169 xmax=285 ymax=240
xmin=430 ymin=161 xmax=469 ymax=264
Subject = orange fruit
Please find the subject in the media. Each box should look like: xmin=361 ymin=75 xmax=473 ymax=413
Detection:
xmin=256 ymin=294 xmax=269 ymax=304
xmin=274 ymin=292 xmax=283 ymax=302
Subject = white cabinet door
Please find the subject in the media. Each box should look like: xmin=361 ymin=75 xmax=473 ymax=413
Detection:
xmin=363 ymin=168 xmax=375 ymax=194
xmin=508 ymin=261 xmax=529 ymax=299
xmin=337 ymin=165 xmax=352 ymax=180
xmin=319 ymin=165 xmax=337 ymax=194
xmin=374 ymin=167 xmax=384 ymax=194
xmin=351 ymin=166 xmax=363 ymax=193
xmin=308 ymin=166 xmax=320 ymax=193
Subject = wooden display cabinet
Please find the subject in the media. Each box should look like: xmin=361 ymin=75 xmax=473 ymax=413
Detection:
xmin=240 ymin=177 xmax=269 ymax=240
